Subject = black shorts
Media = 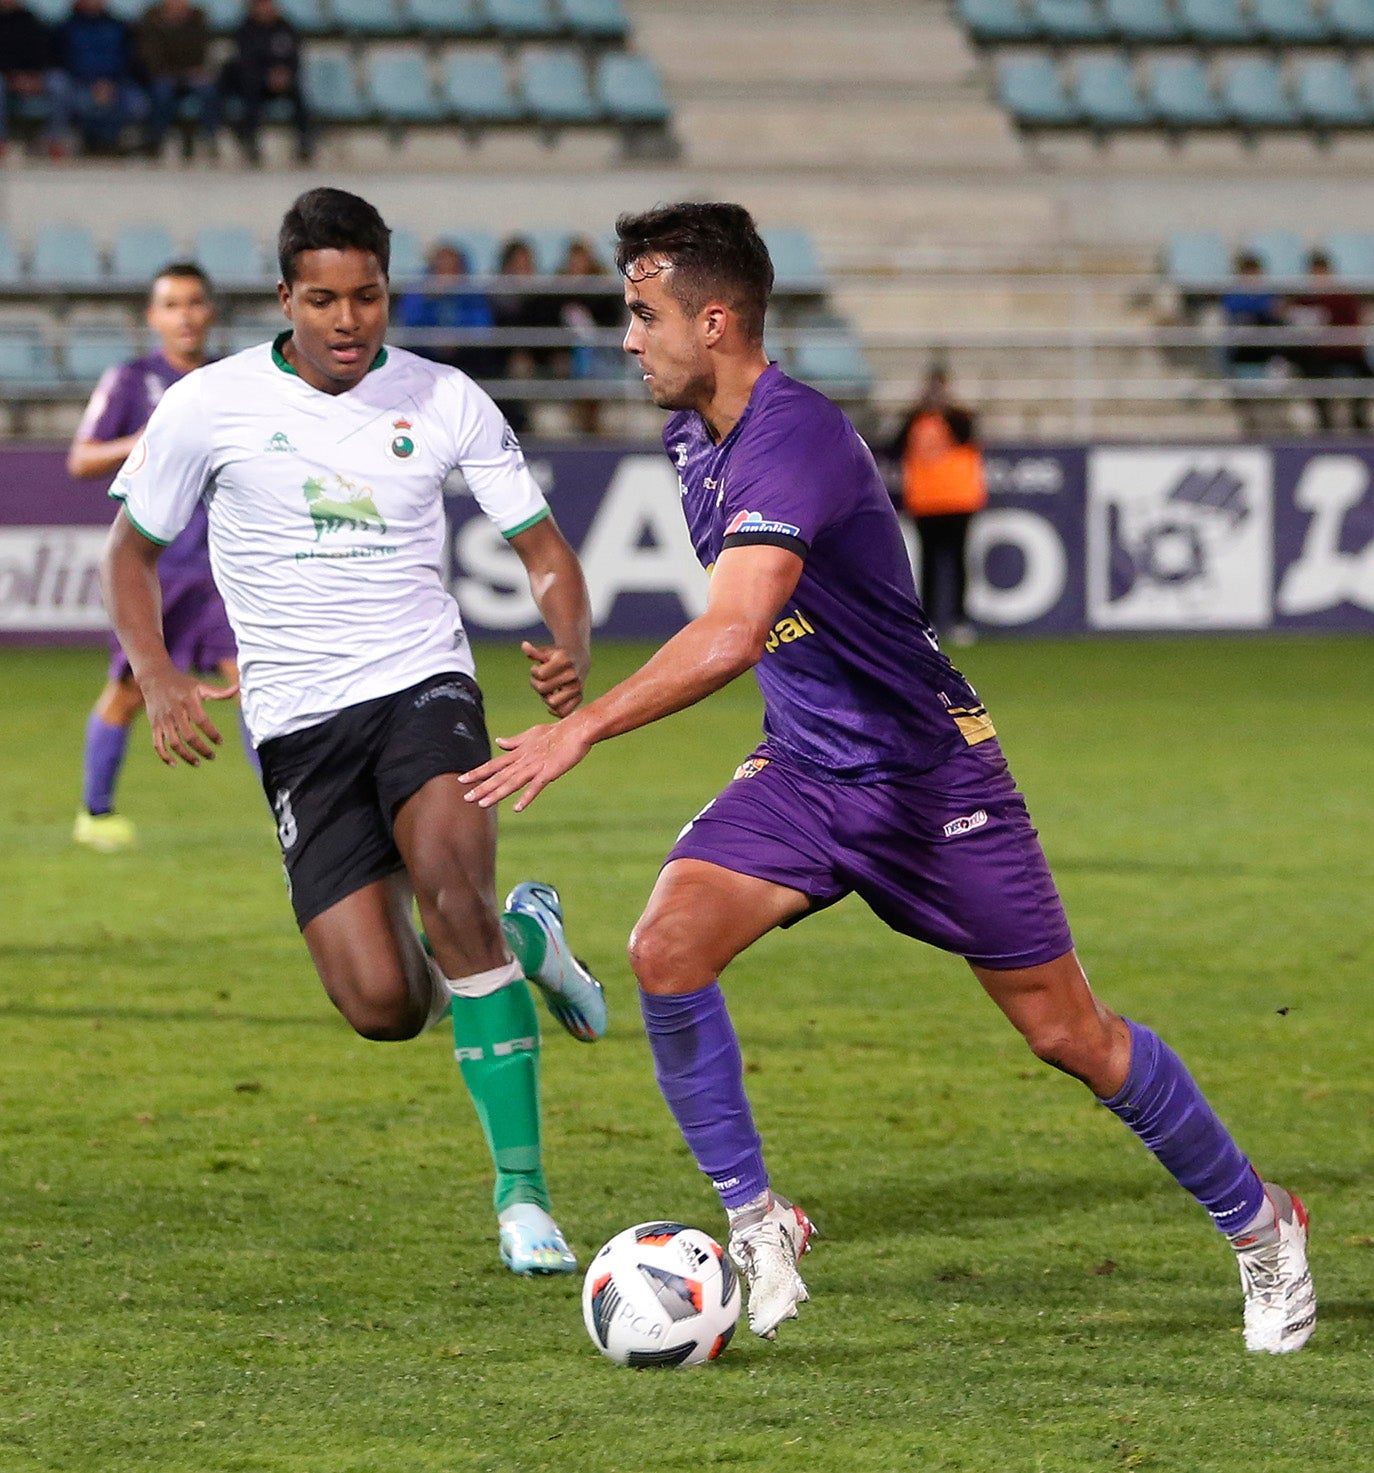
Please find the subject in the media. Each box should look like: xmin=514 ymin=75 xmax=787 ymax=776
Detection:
xmin=258 ymin=672 xmax=491 ymax=929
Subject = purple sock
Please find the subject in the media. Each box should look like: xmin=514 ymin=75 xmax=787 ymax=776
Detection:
xmin=238 ymin=708 xmax=262 ymax=779
xmin=82 ymin=713 xmax=131 ymax=816
xmin=639 ymin=982 xmax=768 ymax=1209
xmin=1100 ymin=1018 xmax=1265 ymax=1234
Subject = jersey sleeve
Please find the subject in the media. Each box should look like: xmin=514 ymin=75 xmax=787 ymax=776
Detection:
xmin=717 ymin=403 xmax=837 ymax=560
xmin=78 ymin=365 xmax=139 ymax=444
xmin=446 ymin=374 xmax=549 ymax=539
xmin=108 ymin=372 xmax=212 ymax=546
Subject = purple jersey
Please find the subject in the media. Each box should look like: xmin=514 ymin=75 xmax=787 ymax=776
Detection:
xmin=80 ymin=352 xmax=210 ymax=577
xmin=665 ymin=364 xmax=995 ymax=781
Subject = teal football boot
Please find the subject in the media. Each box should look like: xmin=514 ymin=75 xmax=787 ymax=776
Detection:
xmin=502 ymin=881 xmax=608 ymax=1043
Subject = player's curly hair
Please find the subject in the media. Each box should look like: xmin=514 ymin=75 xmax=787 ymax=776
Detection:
xmin=614 ymin=202 xmax=773 ymax=344
xmin=278 ymin=188 xmax=391 ymax=285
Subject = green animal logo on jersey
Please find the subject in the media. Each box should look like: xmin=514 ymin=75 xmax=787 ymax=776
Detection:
xmin=265 ymin=431 xmax=298 ymax=453
xmin=301 ymin=474 xmax=388 ymax=540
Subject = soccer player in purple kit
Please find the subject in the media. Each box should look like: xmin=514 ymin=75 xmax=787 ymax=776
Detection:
xmin=460 ymin=202 xmax=1317 ymax=1354
xmin=70 ymin=261 xmax=256 ymax=852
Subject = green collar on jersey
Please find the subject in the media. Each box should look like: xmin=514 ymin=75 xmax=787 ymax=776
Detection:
xmin=272 ymin=331 xmax=388 ymax=378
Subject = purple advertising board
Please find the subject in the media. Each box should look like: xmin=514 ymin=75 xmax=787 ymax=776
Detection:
xmin=2 ymin=440 xmax=1371 ymax=643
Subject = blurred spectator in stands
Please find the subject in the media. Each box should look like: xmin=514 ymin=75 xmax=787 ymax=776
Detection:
xmin=220 ymin=0 xmax=314 ymax=166
xmin=490 ymin=235 xmax=561 ymax=432
xmin=0 ymin=0 xmax=70 ymax=160
xmin=555 ymin=236 xmax=621 ymax=434
xmin=891 ymin=366 xmax=986 ymax=646
xmin=1220 ymin=252 xmax=1287 ymax=436
xmin=137 ymin=0 xmax=219 ymax=160
xmin=1285 ymin=249 xmax=1373 ymax=434
xmin=394 ymin=242 xmax=501 ymax=380
xmin=58 ymin=0 xmax=146 ymax=157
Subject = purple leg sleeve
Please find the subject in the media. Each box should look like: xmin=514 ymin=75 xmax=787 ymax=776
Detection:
xmin=82 ymin=713 xmax=130 ymax=816
xmin=1100 ymin=1018 xmax=1265 ymax=1234
xmin=639 ymin=983 xmax=769 ymax=1209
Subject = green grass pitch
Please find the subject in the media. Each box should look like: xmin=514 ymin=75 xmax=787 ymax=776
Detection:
xmin=2 ymin=637 xmax=1372 ymax=1472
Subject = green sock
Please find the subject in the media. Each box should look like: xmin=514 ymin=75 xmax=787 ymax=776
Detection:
xmin=452 ymin=982 xmax=551 ymax=1214
xmin=500 ymin=911 xmax=547 ymax=979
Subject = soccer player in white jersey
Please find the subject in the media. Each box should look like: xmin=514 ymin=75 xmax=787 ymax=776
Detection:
xmin=99 ymin=187 xmax=606 ymax=1276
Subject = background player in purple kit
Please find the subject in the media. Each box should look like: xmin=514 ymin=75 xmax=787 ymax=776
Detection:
xmin=69 ymin=261 xmax=255 ymax=852
xmin=460 ymin=202 xmax=1317 ymax=1356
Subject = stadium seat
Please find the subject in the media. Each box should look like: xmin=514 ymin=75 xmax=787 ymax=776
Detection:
xmin=275 ymin=0 xmax=332 ymax=35
xmin=521 ymin=50 xmax=600 ymax=123
xmin=559 ymin=0 xmax=630 ymax=40
xmin=0 ymin=322 xmax=56 ymax=383
xmin=1164 ymin=230 xmax=1231 ymax=284
xmin=24 ymin=0 xmax=67 ymax=19
xmin=763 ymin=228 xmax=825 ymax=286
xmin=996 ymin=55 xmax=1080 ymax=126
xmin=302 ymin=50 xmax=369 ymax=122
xmin=63 ymin=321 xmax=137 ymax=381
xmin=1328 ymin=0 xmax=1374 ymax=43
xmin=111 ymin=226 xmax=176 ymax=283
xmin=1074 ymin=54 xmax=1152 ymax=129
xmin=1324 ymin=231 xmax=1374 ymax=279
xmin=1030 ymin=0 xmax=1111 ymax=43
xmin=1103 ymin=0 xmax=1181 ymax=42
xmin=332 ymin=0 xmax=410 ymax=35
xmin=955 ymin=0 xmax=1037 ymax=44
xmin=407 ymin=0 xmax=485 ymax=35
xmin=1220 ymin=57 xmax=1298 ymax=129
xmin=195 ymin=226 xmax=267 ymax=282
xmin=31 ymin=226 xmax=102 ymax=284
xmin=389 ymin=228 xmax=427 ymax=280
xmin=365 ymin=47 xmax=442 ymax=121
xmin=789 ymin=334 xmax=872 ymax=392
xmin=441 ymin=48 xmax=523 ymax=122
xmin=1147 ymin=56 xmax=1227 ymax=127
xmin=1175 ymin=0 xmax=1254 ymax=44
xmin=0 ymin=229 xmax=22 ymax=285
xmin=448 ymin=230 xmax=500 ymax=274
xmin=198 ymin=0 xmax=244 ymax=28
xmin=222 ymin=314 xmax=284 ymax=356
xmin=595 ymin=54 xmax=671 ymax=124
xmin=1293 ymin=58 xmax=1372 ymax=129
xmin=484 ymin=0 xmax=561 ymax=37
xmin=1247 ymin=229 xmax=1307 ymax=277
xmin=1251 ymin=0 xmax=1329 ymax=44
xmin=518 ymin=228 xmax=570 ymax=274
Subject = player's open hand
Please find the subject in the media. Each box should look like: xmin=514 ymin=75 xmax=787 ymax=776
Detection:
xmin=522 ymin=640 xmax=586 ymax=718
xmin=460 ymin=715 xmax=593 ymax=812
xmin=141 ymin=668 xmax=240 ymax=768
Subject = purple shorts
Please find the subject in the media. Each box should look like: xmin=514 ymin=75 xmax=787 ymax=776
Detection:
xmin=666 ymin=740 xmax=1073 ymax=970
xmin=108 ymin=571 xmax=236 ymax=682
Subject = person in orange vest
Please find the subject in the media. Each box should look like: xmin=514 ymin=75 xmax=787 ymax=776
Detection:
xmin=894 ymin=368 xmax=987 ymax=646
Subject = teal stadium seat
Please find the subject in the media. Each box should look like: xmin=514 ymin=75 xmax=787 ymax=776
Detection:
xmin=762 ymin=228 xmax=825 ymax=287
xmin=1246 ymin=229 xmax=1307 ymax=277
xmin=1221 ymin=57 xmax=1298 ymax=129
xmin=275 ymin=0 xmax=331 ymax=36
xmin=521 ymin=50 xmax=599 ymax=123
xmin=1251 ymin=0 xmax=1329 ymax=44
xmin=64 ymin=323 xmax=137 ymax=381
xmin=1293 ymin=58 xmax=1372 ymax=129
xmin=389 ymin=228 xmax=427 ymax=280
xmin=1030 ymin=0 xmax=1111 ymax=43
xmin=1324 ymin=232 xmax=1374 ymax=279
xmin=790 ymin=334 xmax=872 ymax=394
xmin=1147 ymin=56 xmax=1227 ymax=127
xmin=365 ymin=47 xmax=442 ymax=121
xmin=0 ymin=229 xmax=22 ymax=284
xmin=333 ymin=0 xmax=409 ymax=36
xmin=1175 ymin=0 xmax=1254 ymax=44
xmin=441 ymin=49 xmax=523 ymax=123
xmin=559 ymin=0 xmax=630 ymax=41
xmin=447 ymin=230 xmax=500 ymax=273
xmin=223 ymin=315 xmax=285 ymax=356
xmin=955 ymin=0 xmax=1037 ymax=43
xmin=996 ymin=55 xmax=1080 ymax=125
xmin=1074 ymin=54 xmax=1152 ymax=129
xmin=524 ymin=229 xmax=572 ymax=273
xmin=1164 ymin=230 xmax=1231 ymax=285
xmin=25 ymin=0 xmax=68 ymax=20
xmin=484 ymin=0 xmax=561 ymax=38
xmin=1103 ymin=0 xmax=1180 ymax=42
xmin=111 ymin=226 xmax=175 ymax=282
xmin=32 ymin=225 xmax=102 ymax=283
xmin=199 ymin=0 xmax=246 ymax=28
xmin=1328 ymin=0 xmax=1374 ymax=43
xmin=595 ymin=54 xmax=671 ymax=123
xmin=195 ymin=226 xmax=267 ymax=281
xmin=303 ymin=50 xmax=369 ymax=121
xmin=0 ymin=323 xmax=56 ymax=383
xmin=407 ymin=0 xmax=485 ymax=35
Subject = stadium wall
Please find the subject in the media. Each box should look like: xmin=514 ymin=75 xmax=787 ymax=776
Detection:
xmin=3 ymin=443 xmax=1371 ymax=643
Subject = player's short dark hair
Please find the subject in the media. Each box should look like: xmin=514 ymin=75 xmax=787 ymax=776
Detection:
xmin=614 ymin=202 xmax=774 ymax=344
xmin=150 ymin=261 xmax=212 ymax=299
xmin=278 ymin=187 xmax=391 ymax=285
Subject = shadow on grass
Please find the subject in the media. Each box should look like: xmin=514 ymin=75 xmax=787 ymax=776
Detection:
xmin=0 ymin=1002 xmax=332 ymax=1029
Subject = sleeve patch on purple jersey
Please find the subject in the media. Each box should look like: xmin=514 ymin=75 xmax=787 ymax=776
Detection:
xmin=724 ymin=510 xmax=803 ymax=539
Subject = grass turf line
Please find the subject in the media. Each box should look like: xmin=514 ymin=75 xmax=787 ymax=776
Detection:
xmin=0 ymin=638 xmax=1371 ymax=1473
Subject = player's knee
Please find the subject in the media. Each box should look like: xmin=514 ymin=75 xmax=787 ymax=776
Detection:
xmin=326 ymin=972 xmax=424 ymax=1042
xmin=1022 ymin=1020 xmax=1107 ymax=1083
xmin=628 ymin=916 xmax=709 ymax=995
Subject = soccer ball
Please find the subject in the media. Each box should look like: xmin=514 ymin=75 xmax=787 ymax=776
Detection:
xmin=582 ymin=1221 xmax=742 ymax=1368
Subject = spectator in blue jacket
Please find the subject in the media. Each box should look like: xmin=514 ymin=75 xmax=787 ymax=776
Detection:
xmin=59 ymin=0 xmax=146 ymax=156
xmin=395 ymin=243 xmax=501 ymax=380
xmin=0 ymin=0 xmax=71 ymax=159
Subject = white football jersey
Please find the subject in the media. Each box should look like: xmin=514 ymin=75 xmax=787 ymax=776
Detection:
xmin=112 ymin=337 xmax=549 ymax=744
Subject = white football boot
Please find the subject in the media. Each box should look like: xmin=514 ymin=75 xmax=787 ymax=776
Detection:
xmin=726 ymin=1190 xmax=816 ymax=1340
xmin=1233 ymin=1183 xmax=1316 ymax=1354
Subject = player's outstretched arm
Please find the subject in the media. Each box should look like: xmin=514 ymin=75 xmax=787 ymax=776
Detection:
xmin=100 ymin=509 xmax=238 ymax=768
xmin=507 ymin=516 xmax=592 ymax=718
xmin=461 ymin=543 xmax=803 ymax=811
